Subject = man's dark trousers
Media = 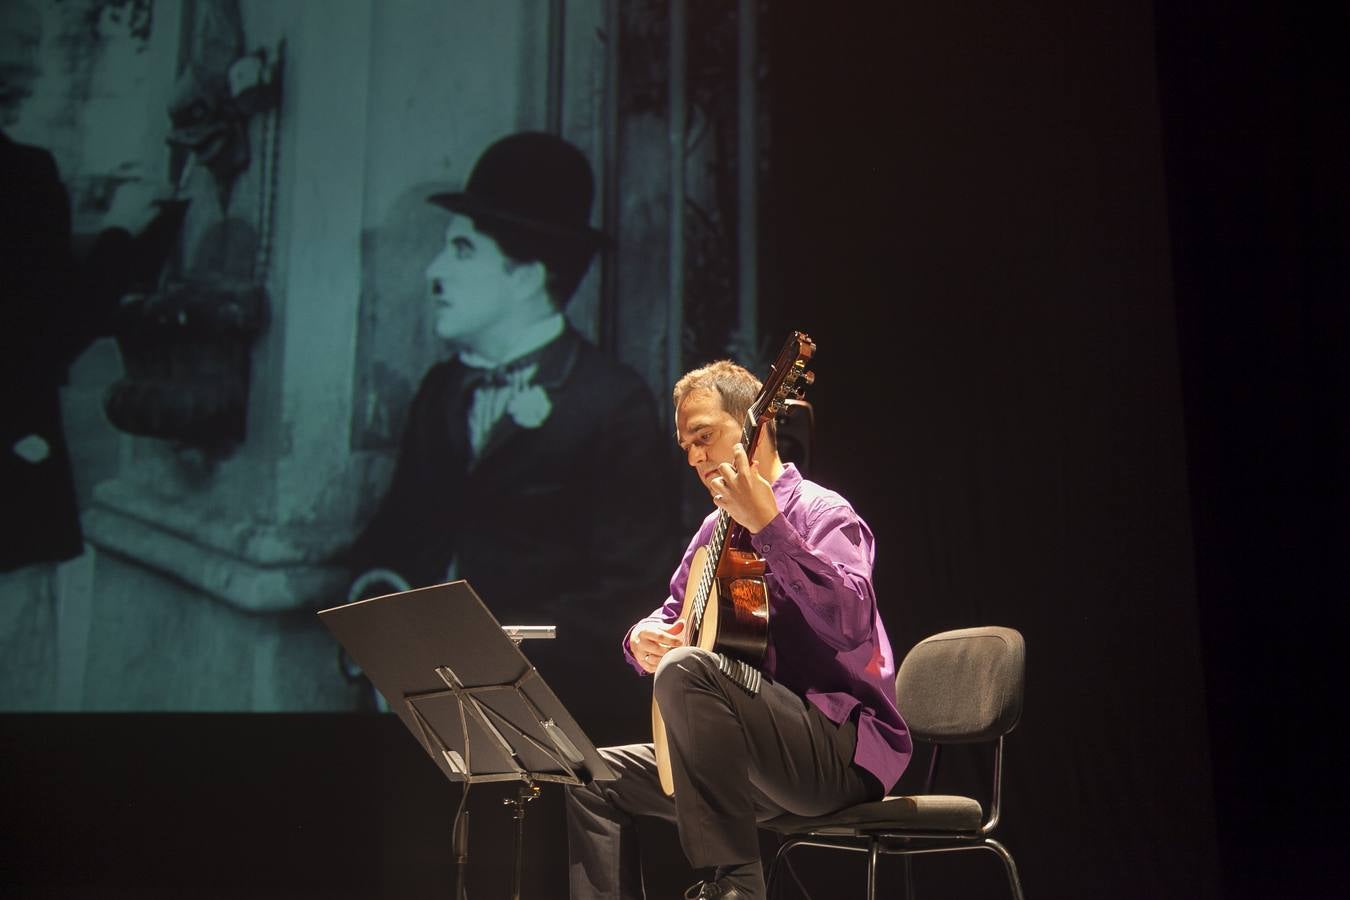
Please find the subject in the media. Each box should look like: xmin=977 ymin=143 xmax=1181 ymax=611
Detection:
xmin=565 ymin=646 xmax=875 ymax=899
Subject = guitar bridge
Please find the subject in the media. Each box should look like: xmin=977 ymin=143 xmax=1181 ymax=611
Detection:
xmin=715 ymin=652 xmax=763 ymax=697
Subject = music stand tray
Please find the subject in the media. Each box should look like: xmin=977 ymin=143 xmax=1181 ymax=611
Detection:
xmin=318 ymin=580 xmax=614 ymax=897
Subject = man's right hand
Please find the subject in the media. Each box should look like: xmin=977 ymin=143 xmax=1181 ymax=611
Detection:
xmin=630 ymin=620 xmax=686 ymax=673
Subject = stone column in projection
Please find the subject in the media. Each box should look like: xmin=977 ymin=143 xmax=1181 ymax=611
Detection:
xmin=79 ymin=1 xmax=375 ymax=711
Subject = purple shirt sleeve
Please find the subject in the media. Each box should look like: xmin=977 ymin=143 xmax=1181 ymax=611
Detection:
xmin=620 ymin=513 xmax=718 ymax=673
xmin=748 ymin=504 xmax=877 ymax=651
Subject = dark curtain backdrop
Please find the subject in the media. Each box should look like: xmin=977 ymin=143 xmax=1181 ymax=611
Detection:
xmin=4 ymin=2 xmax=1346 ymax=899
xmin=768 ymin=2 xmax=1214 ymax=897
xmin=1154 ymin=3 xmax=1350 ymax=899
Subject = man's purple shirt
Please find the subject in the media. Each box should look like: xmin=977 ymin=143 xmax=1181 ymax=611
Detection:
xmin=624 ymin=464 xmax=912 ymax=793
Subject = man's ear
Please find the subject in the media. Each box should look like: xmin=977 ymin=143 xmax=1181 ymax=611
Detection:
xmin=508 ymin=259 xmax=548 ymax=301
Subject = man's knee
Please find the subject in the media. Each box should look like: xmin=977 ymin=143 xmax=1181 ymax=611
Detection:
xmin=653 ymin=645 xmax=719 ymax=709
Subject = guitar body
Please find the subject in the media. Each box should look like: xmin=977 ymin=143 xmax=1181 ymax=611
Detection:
xmin=650 ymin=330 xmax=816 ymax=797
xmin=708 ymin=544 xmax=771 ymax=661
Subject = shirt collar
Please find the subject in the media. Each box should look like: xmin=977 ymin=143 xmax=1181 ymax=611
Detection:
xmin=458 ymin=313 xmax=566 ymax=370
xmin=771 ymin=462 xmax=802 ymax=502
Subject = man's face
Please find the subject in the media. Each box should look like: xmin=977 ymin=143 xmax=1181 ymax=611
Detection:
xmin=425 ymin=215 xmax=517 ymax=344
xmin=676 ymin=389 xmax=744 ymax=488
xmin=0 ymin=59 xmax=39 ymax=127
xmin=0 ymin=4 xmax=42 ymax=127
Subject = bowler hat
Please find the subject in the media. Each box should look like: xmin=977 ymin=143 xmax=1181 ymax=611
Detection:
xmin=428 ymin=132 xmax=606 ymax=247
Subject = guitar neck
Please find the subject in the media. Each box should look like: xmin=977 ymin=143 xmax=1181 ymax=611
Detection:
xmin=684 ymin=329 xmax=816 ymax=639
xmin=688 ymin=411 xmax=758 ymax=629
xmin=687 ymin=511 xmax=730 ymax=637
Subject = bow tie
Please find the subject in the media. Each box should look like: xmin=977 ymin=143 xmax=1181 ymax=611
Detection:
xmin=462 ymin=365 xmax=518 ymax=390
xmin=460 ymin=352 xmax=551 ymax=458
xmin=461 ymin=350 xmax=546 ymax=393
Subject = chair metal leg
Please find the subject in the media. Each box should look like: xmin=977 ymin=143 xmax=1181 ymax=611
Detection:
xmin=766 ymin=834 xmax=1024 ymax=900
xmin=766 ymin=836 xmax=875 ymax=900
xmin=766 ymin=838 xmax=792 ymax=899
xmin=866 ymin=838 xmax=879 ymax=900
xmin=767 ymin=837 xmax=817 ymax=900
xmin=981 ymin=838 xmax=1025 ymax=900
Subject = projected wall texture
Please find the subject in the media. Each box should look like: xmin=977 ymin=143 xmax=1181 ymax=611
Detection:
xmin=2 ymin=0 xmax=768 ymax=713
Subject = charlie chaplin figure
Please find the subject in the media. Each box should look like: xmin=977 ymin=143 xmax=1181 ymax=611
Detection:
xmin=2 ymin=0 xmax=183 ymax=708
xmin=344 ymin=133 xmax=676 ymax=731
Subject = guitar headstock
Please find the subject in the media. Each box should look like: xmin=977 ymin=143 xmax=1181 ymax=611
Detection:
xmin=749 ymin=331 xmax=817 ymax=431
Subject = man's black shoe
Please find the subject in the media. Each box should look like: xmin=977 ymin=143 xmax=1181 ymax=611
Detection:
xmin=683 ymin=878 xmax=757 ymax=899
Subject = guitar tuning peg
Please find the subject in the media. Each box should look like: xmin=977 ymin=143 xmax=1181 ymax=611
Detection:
xmin=801 ymin=371 xmax=816 ymax=385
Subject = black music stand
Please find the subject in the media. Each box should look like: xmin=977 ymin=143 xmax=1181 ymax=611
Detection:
xmin=318 ymin=580 xmax=615 ymax=900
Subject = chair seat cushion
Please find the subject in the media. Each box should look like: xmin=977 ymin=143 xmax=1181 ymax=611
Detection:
xmin=762 ymin=794 xmax=984 ymax=836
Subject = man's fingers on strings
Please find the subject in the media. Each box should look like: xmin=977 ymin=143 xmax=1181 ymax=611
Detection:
xmin=733 ymin=442 xmax=751 ymax=468
xmin=708 ymin=473 xmax=727 ymax=504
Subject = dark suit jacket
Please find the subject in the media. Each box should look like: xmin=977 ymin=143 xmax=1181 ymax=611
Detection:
xmin=347 ymin=326 xmax=677 ymax=634
xmin=1 ymin=133 xmax=83 ymax=571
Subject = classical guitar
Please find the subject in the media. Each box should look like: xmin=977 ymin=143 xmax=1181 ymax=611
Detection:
xmin=652 ymin=331 xmax=817 ymax=795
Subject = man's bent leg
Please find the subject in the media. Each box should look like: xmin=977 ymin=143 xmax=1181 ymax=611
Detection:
xmin=652 ymin=648 xmax=763 ymax=869
xmin=652 ymin=647 xmax=873 ymax=895
xmin=566 ymin=743 xmax=675 ymax=900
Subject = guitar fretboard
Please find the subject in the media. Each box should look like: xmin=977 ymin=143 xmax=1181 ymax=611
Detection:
xmin=687 ymin=511 xmax=730 ymax=644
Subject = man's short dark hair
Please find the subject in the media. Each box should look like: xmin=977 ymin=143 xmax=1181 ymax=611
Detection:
xmin=472 ymin=217 xmax=597 ymax=308
xmin=674 ymin=359 xmax=778 ymax=446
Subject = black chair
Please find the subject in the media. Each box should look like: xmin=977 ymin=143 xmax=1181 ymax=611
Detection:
xmin=763 ymin=626 xmax=1027 ymax=899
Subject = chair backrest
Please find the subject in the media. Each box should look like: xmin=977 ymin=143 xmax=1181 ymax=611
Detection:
xmin=895 ymin=626 xmax=1025 ymax=745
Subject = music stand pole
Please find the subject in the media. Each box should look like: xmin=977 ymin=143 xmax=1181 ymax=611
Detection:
xmin=501 ymin=629 xmax=547 ymax=900
xmin=406 ymin=663 xmax=586 ymax=900
xmin=505 ymin=779 xmax=541 ymax=900
xmin=453 ymin=797 xmax=469 ymax=900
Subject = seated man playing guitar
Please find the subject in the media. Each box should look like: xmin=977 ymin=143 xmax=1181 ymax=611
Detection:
xmin=566 ymin=354 xmax=912 ymax=900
